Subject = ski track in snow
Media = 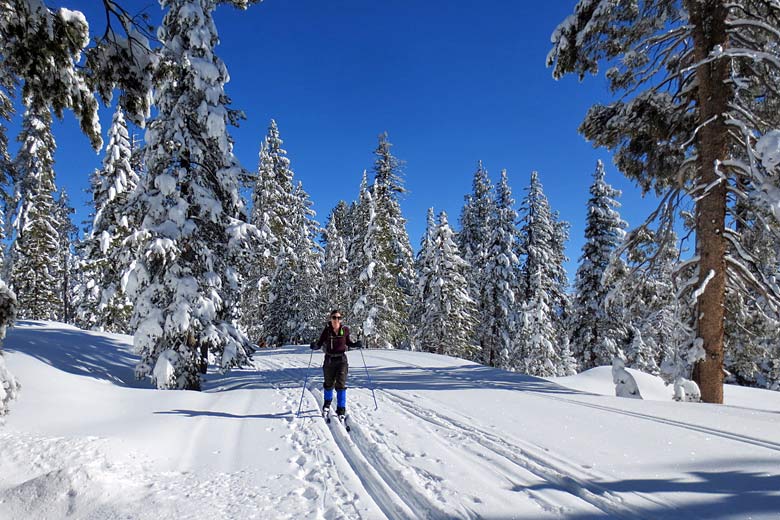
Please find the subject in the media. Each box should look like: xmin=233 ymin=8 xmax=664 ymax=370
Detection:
xmin=256 ymin=353 xmax=385 ymax=519
xmin=308 ymin=388 xmax=429 ymax=520
xmin=263 ymin=351 xmax=452 ymax=520
xmin=7 ymin=327 xmax=780 ymax=520
xmin=379 ymin=389 xmax=665 ymax=519
xmin=350 ymin=353 xmax=677 ymax=519
xmin=261 ymin=351 xmax=649 ymax=519
xmin=526 ymin=392 xmax=780 ymax=454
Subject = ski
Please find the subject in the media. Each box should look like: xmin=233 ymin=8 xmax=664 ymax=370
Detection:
xmin=323 ymin=407 xmax=350 ymax=432
xmin=338 ymin=413 xmax=351 ymax=432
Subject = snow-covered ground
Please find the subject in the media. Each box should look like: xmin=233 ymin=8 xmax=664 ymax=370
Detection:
xmin=2 ymin=321 xmax=779 ymax=519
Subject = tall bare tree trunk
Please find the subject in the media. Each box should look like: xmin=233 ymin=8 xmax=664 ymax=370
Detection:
xmin=687 ymin=0 xmax=730 ymax=403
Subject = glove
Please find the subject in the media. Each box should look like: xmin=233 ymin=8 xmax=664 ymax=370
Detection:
xmin=352 ymin=340 xmax=363 ymax=350
xmin=310 ymin=342 xmax=320 ymax=350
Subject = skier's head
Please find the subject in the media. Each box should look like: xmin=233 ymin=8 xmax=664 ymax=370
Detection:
xmin=329 ymin=310 xmax=343 ymax=323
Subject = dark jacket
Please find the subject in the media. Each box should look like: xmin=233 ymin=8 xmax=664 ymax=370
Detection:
xmin=315 ymin=325 xmax=356 ymax=355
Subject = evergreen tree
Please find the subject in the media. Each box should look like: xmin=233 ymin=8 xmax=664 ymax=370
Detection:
xmin=558 ymin=335 xmax=578 ymax=377
xmin=412 ymin=210 xmax=477 ymax=357
xmin=618 ymin=228 xmax=680 ymax=376
xmin=457 ymin=161 xmax=496 ymax=362
xmin=0 ymin=74 xmax=12 ymax=275
xmin=409 ymin=207 xmax=437 ymax=349
xmin=289 ymin=183 xmax=325 ymax=340
xmin=345 ymin=172 xmax=372 ymax=327
xmin=242 ymin=120 xmax=297 ymax=343
xmin=53 ymin=189 xmax=76 ymax=323
xmin=549 ymin=212 xmax=573 ymax=350
xmin=370 ymin=133 xmax=415 ymax=347
xmin=724 ymin=201 xmax=780 ymax=389
xmin=322 ymin=216 xmax=350 ymax=318
xmin=127 ymin=0 xmax=255 ymax=390
xmin=0 ymin=0 xmax=159 ymax=415
xmin=77 ymin=106 xmax=139 ymax=332
xmin=350 ymin=182 xmax=399 ymax=348
xmin=570 ymin=160 xmax=628 ymax=369
xmin=0 ymin=278 xmax=18 ymax=417
xmin=263 ymin=182 xmax=323 ymax=345
xmin=482 ymin=170 xmax=520 ymax=368
xmin=326 ymin=200 xmax=352 ymax=243
xmin=10 ymin=104 xmax=62 ymax=320
xmin=516 ymin=171 xmax=571 ymax=376
xmin=548 ymin=0 xmax=780 ymax=403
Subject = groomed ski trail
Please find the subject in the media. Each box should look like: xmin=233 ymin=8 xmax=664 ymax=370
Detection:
xmin=266 ymin=349 xmax=624 ymax=519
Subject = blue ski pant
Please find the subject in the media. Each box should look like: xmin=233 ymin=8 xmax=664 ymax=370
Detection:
xmin=323 ymin=355 xmax=348 ymax=408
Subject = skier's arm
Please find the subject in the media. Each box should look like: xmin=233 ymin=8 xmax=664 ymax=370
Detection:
xmin=310 ymin=327 xmax=327 ymax=350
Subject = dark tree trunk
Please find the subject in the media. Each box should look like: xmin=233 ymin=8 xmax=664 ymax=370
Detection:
xmin=686 ymin=0 xmax=730 ymax=403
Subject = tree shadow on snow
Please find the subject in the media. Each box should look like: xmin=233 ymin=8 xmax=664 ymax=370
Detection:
xmin=153 ymin=409 xmax=294 ymax=420
xmin=226 ymin=346 xmax=589 ymax=397
xmin=348 ymin=361 xmax=587 ymax=396
xmin=529 ymin=467 xmax=780 ymax=520
xmin=4 ymin=321 xmax=149 ymax=388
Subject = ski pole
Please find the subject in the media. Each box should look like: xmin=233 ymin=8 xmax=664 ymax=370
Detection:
xmin=359 ymin=340 xmax=379 ymax=410
xmin=296 ymin=348 xmax=315 ymax=417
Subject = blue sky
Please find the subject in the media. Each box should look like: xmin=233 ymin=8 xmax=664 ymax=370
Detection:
xmin=29 ymin=1 xmax=658 ymax=278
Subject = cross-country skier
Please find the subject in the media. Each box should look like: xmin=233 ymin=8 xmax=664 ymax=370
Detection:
xmin=310 ymin=310 xmax=362 ymax=417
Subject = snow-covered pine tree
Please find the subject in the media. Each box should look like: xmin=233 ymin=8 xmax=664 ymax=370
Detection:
xmin=242 ymin=120 xmax=298 ymax=343
xmin=570 ymin=160 xmax=628 ymax=369
xmin=345 ymin=172 xmax=371 ymax=328
xmin=409 ymin=207 xmax=436 ymax=350
xmin=624 ymin=327 xmax=656 ymax=374
xmin=558 ymin=335 xmax=578 ymax=376
xmin=0 ymin=74 xmax=11 ymax=274
xmin=326 ymin=200 xmax=352 ymax=243
xmin=0 ymin=1 xmax=162 ymax=414
xmin=127 ymin=0 xmax=256 ymax=390
xmin=516 ymin=171 xmax=571 ymax=376
xmin=0 ymin=1 xmax=152 ymax=416
xmin=263 ymin=250 xmax=296 ymax=346
xmin=1 ymin=0 xmax=162 ymax=149
xmin=411 ymin=210 xmax=477 ymax=357
xmin=53 ymin=189 xmax=76 ymax=323
xmin=288 ymin=182 xmax=325 ymax=340
xmin=550 ymin=209 xmax=573 ymax=354
xmin=77 ymin=106 xmax=140 ymax=332
xmin=457 ymin=161 xmax=495 ymax=362
xmin=548 ymin=0 xmax=780 ymax=403
xmin=322 ymin=215 xmax=350 ymax=319
xmin=617 ymin=227 xmax=680 ymax=376
xmin=369 ymin=133 xmax=415 ymax=347
xmin=350 ymin=180 xmax=400 ymax=348
xmin=0 ymin=277 xmax=18 ymax=418
xmin=9 ymin=103 xmax=63 ymax=320
xmin=481 ymin=170 xmax=520 ymax=368
xmin=263 ymin=182 xmax=323 ymax=345
xmin=724 ymin=199 xmax=780 ymax=389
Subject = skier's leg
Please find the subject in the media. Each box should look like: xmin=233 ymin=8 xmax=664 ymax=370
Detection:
xmin=335 ymin=362 xmax=348 ymax=416
xmin=323 ymin=363 xmax=335 ymax=410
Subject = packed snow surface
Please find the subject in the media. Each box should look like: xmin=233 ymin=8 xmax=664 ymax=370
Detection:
xmin=2 ymin=321 xmax=780 ymax=519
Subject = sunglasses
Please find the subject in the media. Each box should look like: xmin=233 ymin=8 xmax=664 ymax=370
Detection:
xmin=330 ymin=316 xmax=342 ymax=320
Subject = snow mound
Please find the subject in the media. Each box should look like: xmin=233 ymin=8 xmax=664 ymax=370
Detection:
xmin=0 ymin=466 xmax=119 ymax=520
xmin=549 ymin=365 xmax=675 ymax=401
